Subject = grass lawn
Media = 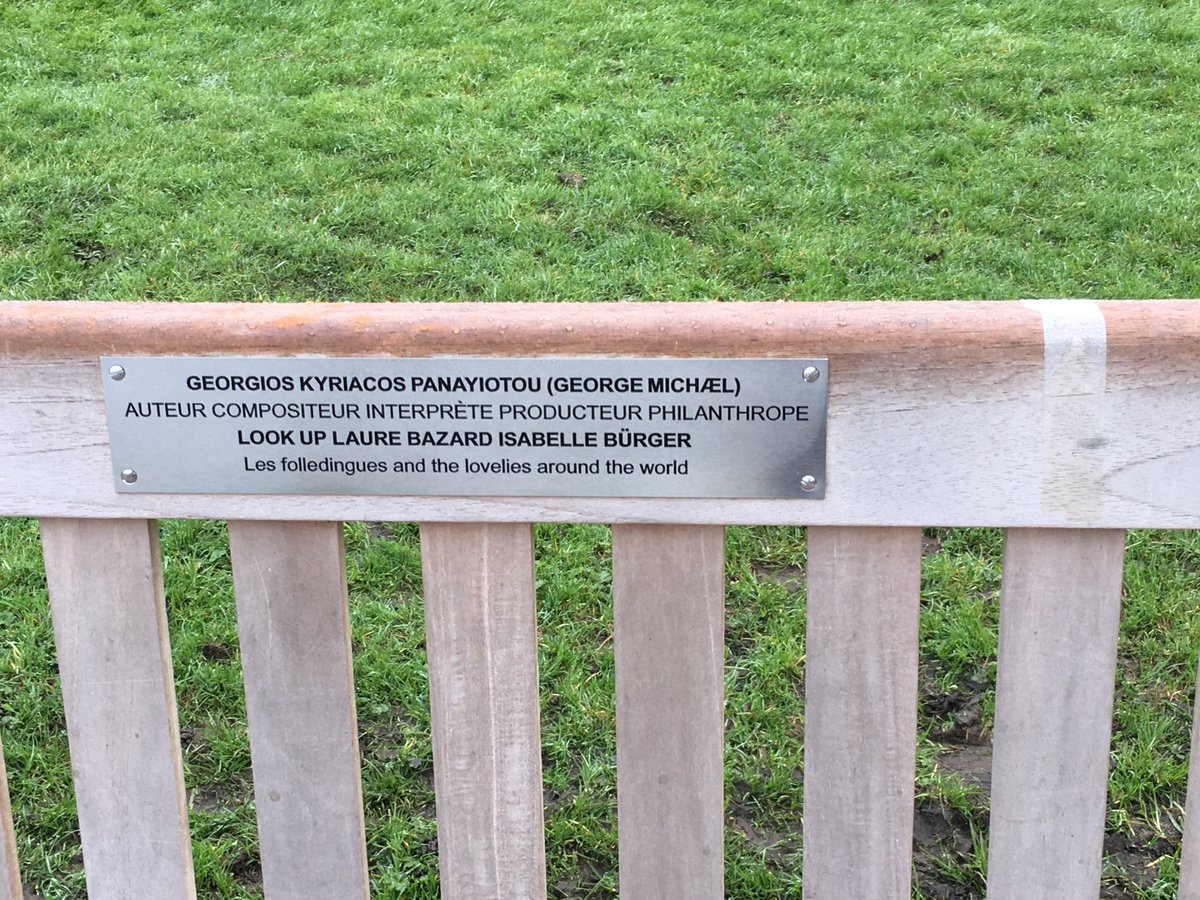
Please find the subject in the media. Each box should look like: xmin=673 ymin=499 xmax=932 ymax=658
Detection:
xmin=2 ymin=0 xmax=1199 ymax=301
xmin=2 ymin=0 xmax=1200 ymax=897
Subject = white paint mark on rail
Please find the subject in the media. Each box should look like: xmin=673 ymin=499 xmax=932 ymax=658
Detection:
xmin=1022 ymin=299 xmax=1108 ymax=521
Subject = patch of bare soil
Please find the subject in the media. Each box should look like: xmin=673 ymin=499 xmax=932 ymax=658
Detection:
xmin=937 ymin=744 xmax=993 ymax=793
xmin=728 ymin=793 xmax=801 ymax=872
xmin=750 ymin=562 xmax=806 ymax=593
xmin=914 ymin=735 xmax=1177 ymax=898
xmin=922 ymin=530 xmax=944 ymax=557
xmin=199 ymin=641 xmax=233 ymax=662
xmin=920 ymin=665 xmax=989 ymax=744
xmin=229 ymin=848 xmax=262 ymax=891
xmin=189 ymin=784 xmax=242 ymax=815
xmin=912 ymin=799 xmax=982 ymax=899
xmin=549 ymin=855 xmax=612 ymax=898
xmin=1101 ymin=822 xmax=1180 ymax=897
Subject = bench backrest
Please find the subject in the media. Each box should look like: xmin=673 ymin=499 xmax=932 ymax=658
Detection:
xmin=1 ymin=299 xmax=1198 ymax=898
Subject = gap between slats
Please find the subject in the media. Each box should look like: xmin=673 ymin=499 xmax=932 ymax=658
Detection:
xmin=38 ymin=518 xmax=195 ymax=900
xmin=612 ymin=524 xmax=725 ymax=899
xmin=228 ymin=521 xmax=369 ymax=900
xmin=420 ymin=522 xmax=546 ymax=899
xmin=987 ymin=528 xmax=1125 ymax=899
xmin=802 ymin=526 xmax=922 ymax=900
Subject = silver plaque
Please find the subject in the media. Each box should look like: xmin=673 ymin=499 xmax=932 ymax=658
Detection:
xmin=101 ymin=356 xmax=827 ymax=499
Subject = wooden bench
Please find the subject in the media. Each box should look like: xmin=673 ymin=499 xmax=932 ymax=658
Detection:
xmin=0 ymin=299 xmax=1198 ymax=898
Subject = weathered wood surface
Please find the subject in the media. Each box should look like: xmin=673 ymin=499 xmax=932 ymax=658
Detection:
xmin=39 ymin=519 xmax=195 ymax=900
xmin=987 ymin=528 xmax=1125 ymax=899
xmin=0 ymin=737 xmax=20 ymax=900
xmin=2 ymin=299 xmax=1197 ymax=360
xmin=2 ymin=301 xmax=1199 ymax=527
xmin=612 ymin=524 xmax=725 ymax=899
xmin=420 ymin=523 xmax=546 ymax=899
xmin=802 ymin=527 xmax=921 ymax=899
xmin=1177 ymin=653 xmax=1200 ymax=899
xmin=228 ymin=521 xmax=369 ymax=900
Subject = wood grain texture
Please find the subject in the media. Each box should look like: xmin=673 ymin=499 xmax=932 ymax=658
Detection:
xmin=2 ymin=300 xmax=1197 ymax=361
xmin=228 ymin=521 xmax=368 ymax=900
xmin=420 ymin=523 xmax=545 ymax=899
xmin=1177 ymin=653 xmax=1200 ymax=899
xmin=4 ymin=332 xmax=1200 ymax=526
xmin=38 ymin=519 xmax=195 ymax=900
xmin=987 ymin=529 xmax=1125 ymax=900
xmin=0 ymin=299 xmax=1047 ymax=360
xmin=0 ymin=736 xmax=21 ymax=900
xmin=612 ymin=524 xmax=725 ymax=899
xmin=802 ymin=527 xmax=921 ymax=899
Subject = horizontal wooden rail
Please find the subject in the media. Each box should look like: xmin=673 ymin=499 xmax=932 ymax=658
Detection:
xmin=1 ymin=299 xmax=1198 ymax=361
xmin=2 ymin=300 xmax=1198 ymax=527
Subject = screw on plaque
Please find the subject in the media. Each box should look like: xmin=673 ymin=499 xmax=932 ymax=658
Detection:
xmin=802 ymin=366 xmax=820 ymax=383
xmin=120 ymin=469 xmax=138 ymax=484
xmin=800 ymin=475 xmax=818 ymax=492
xmin=108 ymin=364 xmax=126 ymax=381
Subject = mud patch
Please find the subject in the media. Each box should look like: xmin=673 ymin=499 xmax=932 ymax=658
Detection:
xmin=922 ymin=529 xmax=944 ymax=557
xmin=729 ymin=812 xmax=799 ymax=869
xmin=229 ymin=848 xmax=262 ymax=889
xmin=751 ymin=562 xmax=806 ymax=593
xmin=911 ymin=800 xmax=983 ymax=898
xmin=1101 ymin=823 xmax=1179 ymax=896
xmin=365 ymin=521 xmax=392 ymax=539
xmin=200 ymin=641 xmax=233 ymax=662
xmin=190 ymin=784 xmax=241 ymax=814
xmin=920 ymin=665 xmax=990 ymax=744
xmin=936 ymin=743 xmax=992 ymax=793
xmin=549 ymin=855 xmax=611 ymax=898
xmin=70 ymin=239 xmax=106 ymax=267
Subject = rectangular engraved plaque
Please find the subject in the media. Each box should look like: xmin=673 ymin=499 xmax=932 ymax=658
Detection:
xmin=101 ymin=356 xmax=827 ymax=499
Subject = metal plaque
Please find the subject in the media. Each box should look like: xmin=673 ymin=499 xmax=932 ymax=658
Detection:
xmin=101 ymin=356 xmax=827 ymax=499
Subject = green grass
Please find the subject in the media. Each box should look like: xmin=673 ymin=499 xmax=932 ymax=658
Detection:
xmin=3 ymin=0 xmax=1200 ymax=896
xmin=2 ymin=0 xmax=1200 ymax=301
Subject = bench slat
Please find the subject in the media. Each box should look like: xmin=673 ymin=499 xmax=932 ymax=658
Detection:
xmin=802 ymin=526 xmax=921 ymax=899
xmin=0 ymin=736 xmax=20 ymax=900
xmin=612 ymin=524 xmax=725 ymax=899
xmin=987 ymin=528 xmax=1125 ymax=898
xmin=39 ymin=518 xmax=195 ymax=900
xmin=420 ymin=522 xmax=546 ymax=898
xmin=228 ymin=521 xmax=369 ymax=899
xmin=1176 ymin=654 xmax=1200 ymax=898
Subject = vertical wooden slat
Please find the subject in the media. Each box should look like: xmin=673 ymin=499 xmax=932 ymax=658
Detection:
xmin=802 ymin=527 xmax=921 ymax=899
xmin=1179 ymin=653 xmax=1200 ymax=899
xmin=987 ymin=528 xmax=1125 ymax=898
xmin=0 ymin=736 xmax=21 ymax=900
xmin=228 ymin=521 xmax=369 ymax=900
xmin=612 ymin=524 xmax=725 ymax=900
xmin=420 ymin=522 xmax=545 ymax=899
xmin=38 ymin=518 xmax=194 ymax=900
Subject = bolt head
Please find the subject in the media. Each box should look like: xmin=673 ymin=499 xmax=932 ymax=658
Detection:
xmin=800 ymin=475 xmax=818 ymax=492
xmin=120 ymin=468 xmax=138 ymax=484
xmin=108 ymin=364 xmax=126 ymax=381
xmin=802 ymin=366 xmax=820 ymax=383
